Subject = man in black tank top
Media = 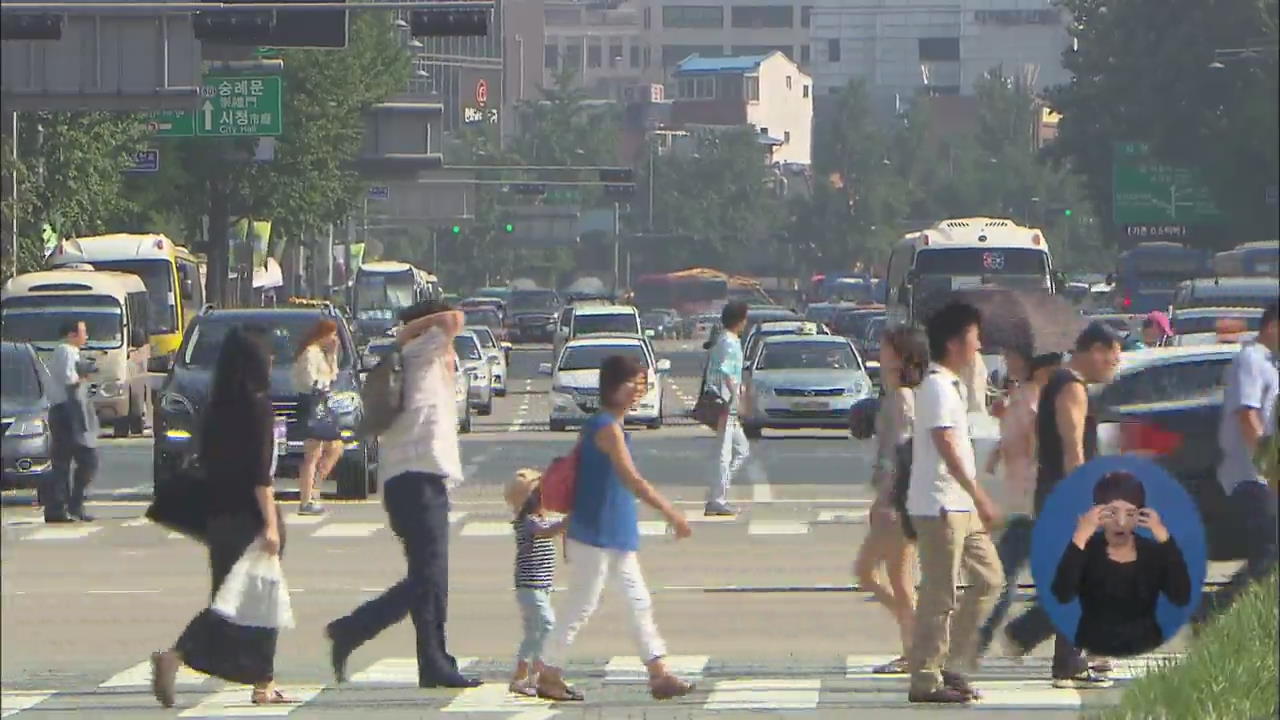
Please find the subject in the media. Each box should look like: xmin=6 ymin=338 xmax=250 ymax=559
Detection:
xmin=1006 ymin=323 xmax=1122 ymax=688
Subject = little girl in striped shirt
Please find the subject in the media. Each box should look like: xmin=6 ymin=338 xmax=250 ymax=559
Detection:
xmin=504 ymin=469 xmax=566 ymax=696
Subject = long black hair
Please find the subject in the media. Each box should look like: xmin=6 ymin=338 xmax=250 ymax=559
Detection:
xmin=201 ymin=325 xmax=273 ymax=467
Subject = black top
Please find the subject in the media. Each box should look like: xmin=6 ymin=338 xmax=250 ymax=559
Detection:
xmin=1052 ymin=533 xmax=1192 ymax=657
xmin=201 ymin=392 xmax=275 ymax=520
xmin=1035 ymin=368 xmax=1097 ymax=514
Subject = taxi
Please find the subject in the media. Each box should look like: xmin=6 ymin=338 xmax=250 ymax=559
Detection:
xmin=741 ymin=331 xmax=873 ymax=438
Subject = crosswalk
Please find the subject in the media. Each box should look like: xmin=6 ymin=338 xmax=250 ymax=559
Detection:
xmin=1 ymin=652 xmax=1179 ymax=717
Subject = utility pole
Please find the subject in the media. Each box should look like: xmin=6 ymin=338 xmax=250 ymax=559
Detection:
xmin=612 ymin=200 xmax=620 ymax=296
xmin=8 ymin=112 xmax=17 ymax=278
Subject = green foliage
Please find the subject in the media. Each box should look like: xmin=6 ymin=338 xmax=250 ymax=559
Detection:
xmin=1048 ymin=0 xmax=1279 ymax=244
xmin=1091 ymin=573 xmax=1278 ymax=720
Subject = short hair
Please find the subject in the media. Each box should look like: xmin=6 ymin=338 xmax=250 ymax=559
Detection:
xmin=1030 ymin=352 xmax=1063 ymax=373
xmin=1262 ymin=302 xmax=1278 ymax=330
xmin=721 ymin=301 xmax=749 ymax=329
xmin=1093 ymin=470 xmax=1146 ymax=507
xmin=399 ymin=298 xmax=453 ymax=324
xmin=883 ymin=325 xmax=929 ymax=388
xmin=59 ymin=320 xmax=83 ymax=337
xmin=599 ymin=354 xmax=645 ymax=407
xmin=1074 ymin=321 xmax=1121 ymax=352
xmin=926 ymin=301 xmax=982 ymax=362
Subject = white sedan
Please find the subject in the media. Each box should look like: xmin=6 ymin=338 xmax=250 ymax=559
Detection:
xmin=539 ymin=335 xmax=671 ymax=431
xmin=454 ymin=331 xmax=494 ymax=416
xmin=467 ymin=325 xmax=511 ymax=397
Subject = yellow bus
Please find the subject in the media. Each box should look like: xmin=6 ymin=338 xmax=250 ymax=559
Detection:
xmin=47 ymin=234 xmax=205 ymax=370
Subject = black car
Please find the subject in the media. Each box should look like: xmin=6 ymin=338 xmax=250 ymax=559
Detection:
xmin=1 ymin=341 xmax=53 ymax=490
xmin=1093 ymin=345 xmax=1241 ymax=560
xmin=153 ymin=305 xmax=377 ymax=499
xmin=506 ymin=289 xmax=561 ymax=343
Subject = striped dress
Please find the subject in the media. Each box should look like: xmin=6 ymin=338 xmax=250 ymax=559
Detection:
xmin=513 ymin=515 xmax=558 ymax=589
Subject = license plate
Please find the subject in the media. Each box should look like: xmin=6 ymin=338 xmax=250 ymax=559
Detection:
xmin=793 ymin=400 xmax=829 ymax=410
xmin=581 ymin=398 xmax=598 ymax=410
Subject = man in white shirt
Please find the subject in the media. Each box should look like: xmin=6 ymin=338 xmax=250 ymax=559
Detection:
xmin=44 ymin=320 xmax=100 ymax=523
xmin=325 ymin=300 xmax=480 ymax=689
xmin=906 ymin=302 xmax=1003 ymax=704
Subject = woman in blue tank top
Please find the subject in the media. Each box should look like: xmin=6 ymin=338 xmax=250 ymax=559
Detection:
xmin=535 ymin=355 xmax=695 ymax=703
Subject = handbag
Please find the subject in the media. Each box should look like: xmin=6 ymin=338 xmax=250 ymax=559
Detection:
xmin=892 ymin=439 xmax=916 ymax=540
xmin=305 ymin=389 xmax=343 ymax=441
xmin=146 ymin=471 xmax=212 ymax=542
xmin=211 ymin=542 xmax=295 ymax=630
xmin=691 ymin=390 xmax=728 ymax=429
xmin=540 ymin=441 xmax=581 ymax=514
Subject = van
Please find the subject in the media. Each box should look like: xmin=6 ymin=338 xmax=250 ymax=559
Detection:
xmin=554 ymin=304 xmax=642 ymax=361
xmin=1 ymin=269 xmax=152 ymax=437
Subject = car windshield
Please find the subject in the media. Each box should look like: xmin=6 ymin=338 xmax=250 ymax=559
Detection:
xmin=470 ymin=329 xmax=497 ymax=348
xmin=0 ymin=345 xmax=43 ymax=405
xmin=509 ymin=290 xmax=559 ymax=312
xmin=1 ymin=295 xmax=124 ymax=350
xmin=642 ymin=312 xmax=669 ymax=324
xmin=454 ymin=335 xmax=482 ymax=361
xmin=834 ymin=312 xmax=884 ymax=338
xmin=356 ymin=272 xmax=416 ymax=316
xmin=804 ymin=306 xmax=839 ymax=324
xmin=1173 ymin=314 xmax=1262 ymax=335
xmin=575 ymin=314 xmax=640 ymax=336
xmin=559 ymin=344 xmax=649 ymax=372
xmin=88 ymin=258 xmax=177 ymax=334
xmin=758 ymin=342 xmax=857 ymax=371
xmin=182 ymin=315 xmax=350 ymax=368
xmin=1097 ymin=357 xmax=1233 ymax=407
xmin=464 ymin=308 xmax=502 ymax=328
xmin=364 ymin=341 xmax=397 ymax=362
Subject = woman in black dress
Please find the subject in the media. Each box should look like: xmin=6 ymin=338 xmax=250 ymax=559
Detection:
xmin=1052 ymin=471 xmax=1192 ymax=657
xmin=150 ymin=326 xmax=292 ymax=707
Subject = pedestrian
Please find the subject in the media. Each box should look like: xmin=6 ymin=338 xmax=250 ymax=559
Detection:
xmin=1204 ymin=302 xmax=1278 ymax=615
xmin=905 ymin=301 xmax=1004 ymax=704
xmin=704 ymin=300 xmax=750 ymax=517
xmin=42 ymin=320 xmax=100 ymax=523
xmin=325 ymin=300 xmax=480 ymax=689
xmin=1003 ymin=321 xmax=1122 ymax=689
xmin=1123 ymin=311 xmax=1172 ymax=350
xmin=534 ymin=355 xmax=696 ymax=702
xmin=150 ymin=326 xmax=292 ymax=707
xmin=976 ymin=348 xmax=1061 ymax=657
xmin=503 ymin=468 xmax=565 ymax=696
xmin=852 ymin=326 xmax=928 ymax=674
xmin=292 ymin=318 xmax=342 ymax=516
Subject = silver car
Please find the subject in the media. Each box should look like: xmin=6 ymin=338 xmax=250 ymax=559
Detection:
xmin=741 ymin=333 xmax=873 ymax=438
xmin=453 ymin=331 xmax=494 ymax=416
xmin=467 ymin=325 xmax=511 ymax=397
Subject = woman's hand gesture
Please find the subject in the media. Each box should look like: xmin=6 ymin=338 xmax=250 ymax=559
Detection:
xmin=1136 ymin=508 xmax=1170 ymax=543
xmin=1073 ymin=505 xmax=1105 ymax=548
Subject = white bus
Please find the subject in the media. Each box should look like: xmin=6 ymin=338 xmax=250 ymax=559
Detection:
xmin=885 ymin=217 xmax=1055 ymax=327
xmin=351 ymin=261 xmax=442 ymax=342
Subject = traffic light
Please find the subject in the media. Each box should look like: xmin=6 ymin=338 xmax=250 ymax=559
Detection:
xmin=509 ymin=182 xmax=547 ymax=196
xmin=1 ymin=14 xmax=63 ymax=41
xmin=194 ymin=0 xmax=347 ymax=48
xmin=450 ymin=224 xmax=462 ymax=235
xmin=603 ymin=184 xmax=636 ymax=200
xmin=410 ymin=6 xmax=489 ymax=37
xmin=503 ymin=222 xmax=515 ymax=233
xmin=1063 ymin=208 xmax=1073 ymax=217
xmin=599 ymin=168 xmax=634 ymax=183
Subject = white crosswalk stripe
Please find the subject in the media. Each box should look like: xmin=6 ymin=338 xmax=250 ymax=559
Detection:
xmin=604 ymin=655 xmax=709 ymax=684
xmin=705 ymin=679 xmax=822 ymax=710
xmin=23 ymin=525 xmax=102 ymax=541
xmin=350 ymin=657 xmax=478 ymax=686
xmin=440 ymin=682 xmax=552 ymax=713
xmin=311 ymin=522 xmax=384 ymax=538
xmin=460 ymin=521 xmax=514 ymax=537
xmin=1 ymin=691 xmax=54 ymax=718
xmin=99 ymin=660 xmax=209 ymax=689
xmin=747 ymin=520 xmax=810 ymax=535
xmin=178 ymin=684 xmax=324 ymax=717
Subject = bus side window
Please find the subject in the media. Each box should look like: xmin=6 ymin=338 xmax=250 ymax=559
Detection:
xmin=178 ymin=261 xmax=203 ymax=308
xmin=128 ymin=292 xmax=151 ymax=347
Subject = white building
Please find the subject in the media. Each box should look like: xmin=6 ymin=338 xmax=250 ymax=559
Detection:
xmin=668 ymin=51 xmax=813 ymax=165
xmin=808 ymin=0 xmax=1073 ymax=121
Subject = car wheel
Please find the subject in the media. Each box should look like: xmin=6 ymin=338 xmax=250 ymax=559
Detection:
xmin=113 ymin=417 xmax=130 ymax=438
xmin=648 ymin=417 xmax=663 ymax=430
xmin=335 ymin=450 xmax=371 ymax=500
xmin=494 ymin=386 xmax=507 ymax=398
xmin=549 ymin=420 xmax=567 ymax=432
xmin=479 ymin=394 xmax=494 ymax=416
xmin=744 ymin=423 xmax=763 ymax=439
xmin=460 ymin=406 xmax=472 ymax=434
xmin=152 ymin=452 xmax=173 ymax=492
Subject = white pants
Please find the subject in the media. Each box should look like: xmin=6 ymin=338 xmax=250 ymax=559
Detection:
xmin=541 ymin=538 xmax=668 ymax=669
xmin=709 ymin=414 xmax=750 ymax=506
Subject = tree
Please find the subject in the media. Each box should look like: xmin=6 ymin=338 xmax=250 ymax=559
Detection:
xmin=1047 ymin=0 xmax=1279 ymax=245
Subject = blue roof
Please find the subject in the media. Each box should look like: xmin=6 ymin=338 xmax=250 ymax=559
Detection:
xmin=674 ymin=53 xmax=772 ymax=75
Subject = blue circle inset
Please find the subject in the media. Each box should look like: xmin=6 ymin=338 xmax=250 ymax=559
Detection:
xmin=1030 ymin=455 xmax=1207 ymax=655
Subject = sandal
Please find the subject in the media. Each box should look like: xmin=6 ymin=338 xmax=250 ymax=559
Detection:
xmin=649 ymin=673 xmax=695 ymax=700
xmin=251 ymin=687 xmax=299 ymax=705
xmin=535 ymin=677 xmax=585 ymax=702
xmin=872 ymin=656 xmax=909 ymax=674
xmin=509 ymin=678 xmax=537 ymax=697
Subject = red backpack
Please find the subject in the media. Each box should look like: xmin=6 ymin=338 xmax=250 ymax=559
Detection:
xmin=540 ymin=442 xmax=581 ymax=514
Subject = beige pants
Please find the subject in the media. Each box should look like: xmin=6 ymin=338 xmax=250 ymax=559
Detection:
xmin=907 ymin=510 xmax=1004 ymax=693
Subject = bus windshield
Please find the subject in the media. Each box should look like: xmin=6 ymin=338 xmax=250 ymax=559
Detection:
xmin=86 ymin=258 xmax=177 ymax=333
xmin=1 ymin=295 xmax=124 ymax=349
xmin=356 ymin=271 xmax=416 ymax=318
xmin=914 ymin=248 xmax=1049 ymax=276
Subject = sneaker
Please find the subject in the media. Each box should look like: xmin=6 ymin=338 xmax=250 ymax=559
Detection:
xmin=908 ymin=685 xmax=972 ymax=704
xmin=1052 ymin=670 xmax=1114 ymax=689
xmin=942 ymin=671 xmax=981 ymax=700
xmin=872 ymin=656 xmax=909 ymax=674
xmin=704 ymin=502 xmax=737 ymax=517
xmin=299 ymin=501 xmax=326 ymax=516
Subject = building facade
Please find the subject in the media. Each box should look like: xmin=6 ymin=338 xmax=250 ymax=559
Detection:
xmin=669 ymin=52 xmax=812 ymax=164
xmin=808 ymin=0 xmax=1072 ymax=122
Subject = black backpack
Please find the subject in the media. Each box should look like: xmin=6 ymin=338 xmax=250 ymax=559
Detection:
xmin=357 ymin=347 xmax=405 ymax=437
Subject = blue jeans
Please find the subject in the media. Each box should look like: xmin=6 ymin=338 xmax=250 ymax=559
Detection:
xmin=516 ymin=587 xmax=555 ymax=663
xmin=977 ymin=515 xmax=1034 ymax=654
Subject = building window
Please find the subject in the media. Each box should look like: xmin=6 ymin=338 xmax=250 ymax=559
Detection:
xmin=786 ymin=75 xmax=792 ymax=90
xmin=544 ymin=43 xmax=559 ymax=69
xmin=759 ymin=126 xmax=769 ymax=136
xmin=801 ymin=5 xmax=812 ymax=28
xmin=545 ymin=8 xmax=582 ymax=26
xmin=918 ymin=37 xmax=960 ymax=62
xmin=800 ymin=43 xmax=810 ymax=65
xmin=803 ymin=84 xmax=810 ymax=98
xmin=644 ymin=45 xmax=651 ymax=67
xmin=643 ymin=7 xmax=651 ymax=29
xmin=588 ymin=42 xmax=602 ymax=68
xmin=731 ymin=6 xmax=793 ymax=28
xmin=746 ymin=76 xmax=760 ymax=102
xmin=827 ymin=38 xmax=841 ymax=62
xmin=677 ymin=76 xmax=716 ymax=99
xmin=630 ymin=45 xmax=641 ymax=68
xmin=662 ymin=5 xmax=724 ymax=28
xmin=609 ymin=42 xmax=624 ymax=66
xmin=565 ymin=41 xmax=583 ymax=70
xmin=784 ymin=130 xmax=791 ymax=143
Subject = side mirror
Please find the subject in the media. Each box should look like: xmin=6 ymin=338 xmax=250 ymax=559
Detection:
xmin=656 ymin=358 xmax=672 ymax=373
xmin=538 ymin=362 xmax=553 ymax=376
xmin=148 ymin=355 xmax=172 ymax=374
xmin=182 ymin=277 xmax=195 ymax=298
xmin=130 ymin=326 xmax=148 ymax=349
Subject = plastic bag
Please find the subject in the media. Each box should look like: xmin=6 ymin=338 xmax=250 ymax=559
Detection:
xmin=211 ymin=543 xmax=295 ymax=629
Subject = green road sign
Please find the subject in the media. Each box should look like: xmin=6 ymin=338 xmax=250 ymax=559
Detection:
xmin=1112 ymin=141 xmax=1223 ymax=225
xmin=141 ymin=109 xmax=196 ymax=137
xmin=197 ymin=75 xmax=283 ymax=137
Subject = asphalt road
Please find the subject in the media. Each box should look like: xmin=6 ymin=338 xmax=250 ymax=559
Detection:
xmin=0 ymin=341 xmax=1210 ymax=718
